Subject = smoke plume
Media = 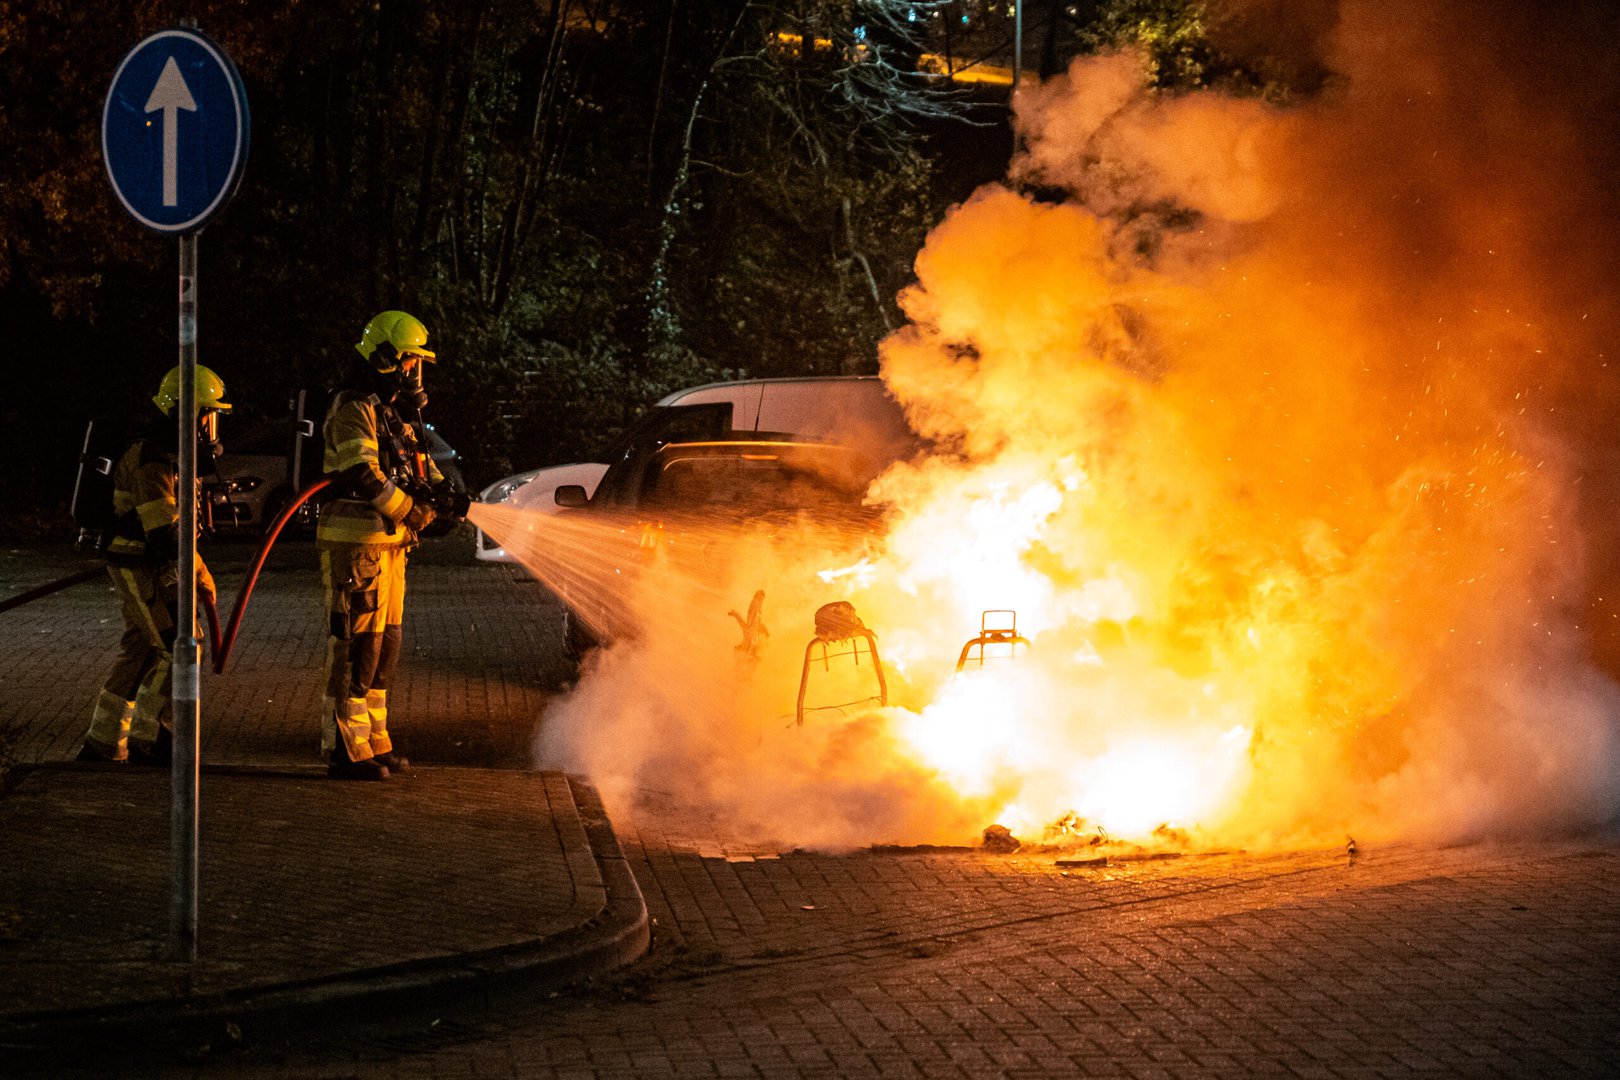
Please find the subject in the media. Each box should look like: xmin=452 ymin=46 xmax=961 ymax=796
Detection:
xmin=527 ymin=0 xmax=1620 ymax=849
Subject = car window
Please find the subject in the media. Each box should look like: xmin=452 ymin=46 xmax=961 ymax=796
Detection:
xmin=648 ymin=452 xmax=862 ymax=517
xmin=592 ymin=404 xmax=734 ymax=507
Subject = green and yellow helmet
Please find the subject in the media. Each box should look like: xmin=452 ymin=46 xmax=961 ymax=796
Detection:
xmin=152 ymin=365 xmax=232 ymax=417
xmin=355 ymin=310 xmax=436 ymax=372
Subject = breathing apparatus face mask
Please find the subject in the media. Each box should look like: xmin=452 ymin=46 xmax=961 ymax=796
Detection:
xmin=367 ymin=346 xmax=428 ymax=412
xmin=198 ymin=410 xmax=223 ymax=459
xmin=398 ymin=355 xmax=429 ymax=413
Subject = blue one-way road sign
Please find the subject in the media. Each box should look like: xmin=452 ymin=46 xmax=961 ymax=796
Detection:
xmin=102 ymin=28 xmax=249 ymax=234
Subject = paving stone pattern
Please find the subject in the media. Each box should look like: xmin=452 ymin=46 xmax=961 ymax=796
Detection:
xmin=0 ymin=768 xmax=582 ymax=1015
xmin=0 ymin=534 xmax=605 ymax=1048
xmin=177 ymin=820 xmax=1620 ymax=1079
xmin=5 ymin=539 xmax=1618 ymax=1078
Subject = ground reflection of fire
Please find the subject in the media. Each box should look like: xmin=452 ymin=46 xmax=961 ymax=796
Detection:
xmin=474 ymin=0 xmax=1620 ymax=852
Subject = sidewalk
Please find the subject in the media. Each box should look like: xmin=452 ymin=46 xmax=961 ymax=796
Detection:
xmin=0 ymin=535 xmax=648 ymax=1064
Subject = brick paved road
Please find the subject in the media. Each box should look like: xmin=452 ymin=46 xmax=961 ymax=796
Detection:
xmin=7 ymin=538 xmax=1618 ymax=1078
xmin=143 ymin=819 xmax=1618 ymax=1078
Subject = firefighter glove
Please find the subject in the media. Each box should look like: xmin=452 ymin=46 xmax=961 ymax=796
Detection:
xmin=402 ymin=499 xmax=436 ymax=533
xmin=434 ymin=488 xmax=472 ymax=523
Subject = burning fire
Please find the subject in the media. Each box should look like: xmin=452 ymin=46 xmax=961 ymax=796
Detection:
xmin=477 ymin=0 xmax=1620 ymax=851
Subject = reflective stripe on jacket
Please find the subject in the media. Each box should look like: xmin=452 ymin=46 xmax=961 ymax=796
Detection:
xmin=316 ymin=391 xmax=440 ymax=548
xmin=102 ymin=437 xmax=212 ymax=595
xmin=104 ymin=439 xmax=176 ymax=566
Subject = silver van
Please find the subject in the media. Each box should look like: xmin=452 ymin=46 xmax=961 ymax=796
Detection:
xmin=656 ymin=375 xmax=913 ymax=463
xmin=475 ymin=376 xmax=913 ymax=561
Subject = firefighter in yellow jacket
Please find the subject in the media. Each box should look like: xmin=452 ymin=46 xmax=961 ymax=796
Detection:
xmin=319 ymin=311 xmax=467 ymax=780
xmin=78 ymin=366 xmax=228 ymax=764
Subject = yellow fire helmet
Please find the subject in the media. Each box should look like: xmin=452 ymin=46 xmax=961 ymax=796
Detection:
xmin=152 ymin=364 xmax=232 ymax=417
xmin=355 ymin=310 xmax=436 ymax=372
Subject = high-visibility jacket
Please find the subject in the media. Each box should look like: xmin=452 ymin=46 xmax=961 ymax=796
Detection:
xmin=103 ymin=438 xmax=181 ymax=567
xmin=101 ymin=435 xmax=214 ymax=595
xmin=316 ymin=390 xmax=444 ymax=548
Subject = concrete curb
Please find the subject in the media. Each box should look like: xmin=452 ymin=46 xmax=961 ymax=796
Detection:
xmin=0 ymin=773 xmax=648 ymax=1065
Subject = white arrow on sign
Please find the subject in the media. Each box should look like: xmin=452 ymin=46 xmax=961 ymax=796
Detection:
xmin=144 ymin=56 xmax=197 ymax=207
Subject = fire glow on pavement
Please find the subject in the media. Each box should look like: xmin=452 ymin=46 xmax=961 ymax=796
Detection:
xmin=473 ymin=0 xmax=1620 ymax=853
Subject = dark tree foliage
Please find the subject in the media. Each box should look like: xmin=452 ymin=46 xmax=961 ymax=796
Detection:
xmin=0 ymin=0 xmax=971 ymax=516
xmin=2 ymin=0 xmax=1253 ymax=526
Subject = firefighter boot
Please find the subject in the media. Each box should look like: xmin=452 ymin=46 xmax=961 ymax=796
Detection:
xmin=373 ymin=750 xmax=410 ymax=773
xmin=129 ymin=725 xmax=173 ymax=767
xmin=327 ymin=748 xmax=389 ymax=781
xmin=77 ymin=692 xmax=133 ymax=762
xmin=365 ymin=690 xmax=408 ymax=773
xmin=75 ymin=739 xmax=125 ymax=764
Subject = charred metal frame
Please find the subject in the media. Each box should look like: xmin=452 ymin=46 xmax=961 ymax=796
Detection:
xmin=796 ymin=601 xmax=888 ymax=726
xmin=956 ymin=609 xmax=1031 ymax=672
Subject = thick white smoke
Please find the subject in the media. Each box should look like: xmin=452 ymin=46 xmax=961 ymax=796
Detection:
xmin=530 ymin=0 xmax=1620 ymax=849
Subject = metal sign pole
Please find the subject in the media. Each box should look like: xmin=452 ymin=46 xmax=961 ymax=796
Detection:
xmin=103 ymin=19 xmax=247 ymax=966
xmin=1012 ymin=0 xmax=1023 ymax=91
xmin=171 ymin=231 xmax=200 ymax=962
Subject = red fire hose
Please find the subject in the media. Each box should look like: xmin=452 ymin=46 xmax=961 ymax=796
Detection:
xmin=0 ymin=565 xmax=106 ymax=614
xmin=3 ymin=565 xmax=223 ymax=670
xmin=202 ymin=590 xmax=221 ymax=661
xmin=1 ymin=525 xmax=281 ymax=674
xmin=214 ymin=479 xmax=329 ymax=674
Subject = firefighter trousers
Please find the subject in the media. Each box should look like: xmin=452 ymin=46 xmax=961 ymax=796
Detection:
xmin=84 ymin=563 xmax=199 ymax=758
xmin=320 ymin=544 xmax=407 ymax=762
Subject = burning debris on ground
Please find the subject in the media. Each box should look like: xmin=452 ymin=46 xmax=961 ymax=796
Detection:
xmin=981 ymin=824 xmax=1021 ymax=854
xmin=984 ymin=814 xmax=1216 ymax=862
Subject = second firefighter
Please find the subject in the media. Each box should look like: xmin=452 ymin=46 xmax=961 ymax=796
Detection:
xmin=318 ymin=310 xmax=467 ymax=780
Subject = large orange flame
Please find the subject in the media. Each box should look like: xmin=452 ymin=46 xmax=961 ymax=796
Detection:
xmin=499 ymin=0 xmax=1620 ymax=851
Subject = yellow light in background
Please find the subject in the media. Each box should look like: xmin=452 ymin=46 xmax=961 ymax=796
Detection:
xmin=918 ymin=54 xmax=1015 ymax=86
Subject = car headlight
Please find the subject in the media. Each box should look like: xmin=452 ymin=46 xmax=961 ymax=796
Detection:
xmin=480 ymin=474 xmax=534 ymax=505
xmin=209 ymin=476 xmax=261 ymax=499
